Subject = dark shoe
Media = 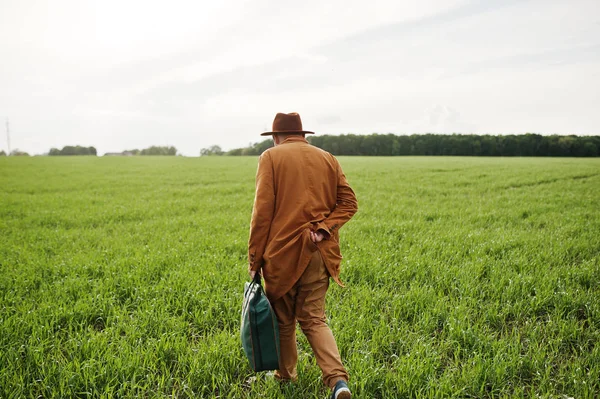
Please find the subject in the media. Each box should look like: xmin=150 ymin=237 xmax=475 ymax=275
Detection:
xmin=330 ymin=380 xmax=351 ymax=399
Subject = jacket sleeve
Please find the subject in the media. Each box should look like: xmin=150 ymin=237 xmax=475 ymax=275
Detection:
xmin=248 ymin=152 xmax=275 ymax=271
xmin=315 ymin=159 xmax=358 ymax=238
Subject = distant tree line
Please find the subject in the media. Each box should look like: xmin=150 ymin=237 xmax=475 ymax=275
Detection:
xmin=138 ymin=146 xmax=177 ymax=156
xmin=222 ymin=140 xmax=274 ymax=156
xmin=201 ymin=141 xmax=273 ymax=156
xmin=44 ymin=145 xmax=178 ymax=156
xmin=49 ymin=146 xmax=97 ymax=156
xmin=200 ymin=145 xmax=225 ymax=156
xmin=223 ymin=134 xmax=599 ymax=157
xmin=106 ymin=146 xmax=177 ymax=156
xmin=0 ymin=149 xmax=30 ymax=156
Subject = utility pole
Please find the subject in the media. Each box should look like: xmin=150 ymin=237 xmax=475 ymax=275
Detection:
xmin=6 ymin=118 xmax=10 ymax=155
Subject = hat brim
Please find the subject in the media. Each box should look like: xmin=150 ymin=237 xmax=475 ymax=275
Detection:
xmin=260 ymin=130 xmax=315 ymax=136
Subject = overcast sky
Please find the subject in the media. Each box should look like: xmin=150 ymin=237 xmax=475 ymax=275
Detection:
xmin=1 ymin=0 xmax=599 ymax=156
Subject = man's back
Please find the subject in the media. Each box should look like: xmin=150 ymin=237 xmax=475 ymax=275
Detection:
xmin=248 ymin=135 xmax=357 ymax=302
xmin=267 ymin=136 xmax=339 ymax=246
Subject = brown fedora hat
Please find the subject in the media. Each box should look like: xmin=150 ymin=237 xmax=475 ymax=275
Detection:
xmin=261 ymin=112 xmax=314 ymax=136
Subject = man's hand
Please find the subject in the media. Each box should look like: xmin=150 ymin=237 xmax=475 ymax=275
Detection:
xmin=310 ymin=230 xmax=325 ymax=243
xmin=249 ymin=267 xmax=261 ymax=279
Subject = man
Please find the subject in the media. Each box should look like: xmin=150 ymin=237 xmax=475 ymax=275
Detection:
xmin=248 ymin=112 xmax=358 ymax=399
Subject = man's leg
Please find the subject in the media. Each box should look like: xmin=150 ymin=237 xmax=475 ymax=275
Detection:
xmin=272 ymin=286 xmax=299 ymax=382
xmin=295 ymin=251 xmax=349 ymax=389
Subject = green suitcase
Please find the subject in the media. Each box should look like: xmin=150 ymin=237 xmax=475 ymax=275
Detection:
xmin=241 ymin=274 xmax=280 ymax=371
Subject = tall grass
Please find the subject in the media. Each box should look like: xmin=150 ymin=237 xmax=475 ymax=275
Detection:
xmin=1 ymin=156 xmax=598 ymax=398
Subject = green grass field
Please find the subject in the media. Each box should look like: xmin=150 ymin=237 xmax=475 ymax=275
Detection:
xmin=1 ymin=156 xmax=599 ymax=398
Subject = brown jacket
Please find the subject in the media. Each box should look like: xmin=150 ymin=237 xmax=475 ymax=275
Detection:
xmin=248 ymin=136 xmax=358 ymax=302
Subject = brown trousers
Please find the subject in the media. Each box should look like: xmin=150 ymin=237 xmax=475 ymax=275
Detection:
xmin=272 ymin=250 xmax=349 ymax=389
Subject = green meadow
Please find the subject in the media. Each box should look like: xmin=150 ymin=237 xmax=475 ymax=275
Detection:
xmin=1 ymin=156 xmax=599 ymax=398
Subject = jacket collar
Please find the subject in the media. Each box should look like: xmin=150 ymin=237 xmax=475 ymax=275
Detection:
xmin=280 ymin=135 xmax=308 ymax=145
